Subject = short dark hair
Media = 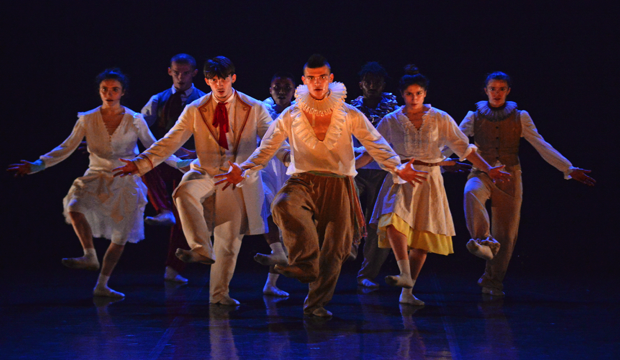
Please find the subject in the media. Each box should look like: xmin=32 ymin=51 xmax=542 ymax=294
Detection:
xmin=303 ymin=54 xmax=331 ymax=73
xmin=95 ymin=68 xmax=129 ymax=91
xmin=358 ymin=61 xmax=389 ymax=81
xmin=485 ymin=71 xmax=512 ymax=88
xmin=203 ymin=56 xmax=235 ymax=79
xmin=271 ymin=72 xmax=296 ymax=86
xmin=398 ymin=64 xmax=429 ymax=93
xmin=171 ymin=53 xmax=197 ymax=69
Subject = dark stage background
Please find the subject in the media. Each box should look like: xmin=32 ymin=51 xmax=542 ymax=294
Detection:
xmin=1 ymin=1 xmax=618 ymax=279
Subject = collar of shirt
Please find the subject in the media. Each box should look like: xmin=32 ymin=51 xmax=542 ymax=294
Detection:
xmin=213 ymin=89 xmax=236 ymax=110
xmin=171 ymin=84 xmax=195 ymax=100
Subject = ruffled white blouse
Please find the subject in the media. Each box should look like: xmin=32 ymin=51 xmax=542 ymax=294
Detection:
xmin=241 ymin=84 xmax=403 ymax=181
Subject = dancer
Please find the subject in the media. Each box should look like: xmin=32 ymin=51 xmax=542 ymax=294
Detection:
xmin=351 ymin=61 xmax=399 ymax=287
xmin=141 ymin=53 xmax=206 ymax=284
xmin=8 ymin=68 xmax=185 ymax=298
xmin=215 ymin=54 xmax=426 ymax=318
xmin=254 ymin=73 xmax=297 ymax=297
xmin=459 ymin=71 xmax=595 ymax=296
xmin=361 ymin=65 xmax=510 ymax=306
xmin=113 ymin=56 xmax=276 ymax=306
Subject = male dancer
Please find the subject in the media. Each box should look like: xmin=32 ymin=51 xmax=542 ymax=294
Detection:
xmin=141 ymin=53 xmax=206 ymax=283
xmin=216 ymin=54 xmax=426 ymax=318
xmin=351 ymin=62 xmax=399 ymax=288
xmin=460 ymin=72 xmax=595 ymax=297
xmin=254 ymin=73 xmax=297 ymax=297
xmin=114 ymin=56 xmax=275 ymax=306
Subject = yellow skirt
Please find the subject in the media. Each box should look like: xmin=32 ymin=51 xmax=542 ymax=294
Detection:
xmin=377 ymin=213 xmax=453 ymax=255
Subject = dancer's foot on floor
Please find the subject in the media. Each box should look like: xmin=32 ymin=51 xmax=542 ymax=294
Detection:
xmin=358 ymin=278 xmax=380 ymax=288
xmin=385 ymin=274 xmax=413 ymax=288
xmin=263 ymin=284 xmax=289 ymax=297
xmin=212 ymin=295 xmax=240 ymax=306
xmin=399 ymin=291 xmax=425 ymax=306
xmin=482 ymin=287 xmax=505 ymax=297
xmin=62 ymin=255 xmax=100 ymax=271
xmin=93 ymin=285 xmax=125 ymax=298
xmin=164 ymin=266 xmax=188 ymax=284
xmin=145 ymin=210 xmax=176 ymax=226
xmin=175 ymin=249 xmax=214 ymax=265
xmin=254 ymin=252 xmax=288 ymax=266
xmin=274 ymin=264 xmax=317 ymax=283
xmin=304 ymin=307 xmax=333 ymax=318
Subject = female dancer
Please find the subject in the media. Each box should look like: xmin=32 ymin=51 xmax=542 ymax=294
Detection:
xmin=8 ymin=68 xmax=185 ymax=298
xmin=460 ymin=72 xmax=595 ymax=296
xmin=358 ymin=65 xmax=510 ymax=305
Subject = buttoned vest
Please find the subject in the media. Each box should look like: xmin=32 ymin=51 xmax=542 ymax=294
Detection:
xmin=154 ymin=87 xmax=205 ymax=148
xmin=474 ymin=109 xmax=522 ymax=167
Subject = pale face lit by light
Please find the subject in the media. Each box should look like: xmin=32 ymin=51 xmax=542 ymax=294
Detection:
xmin=269 ymin=77 xmax=295 ymax=107
xmin=168 ymin=62 xmax=198 ymax=92
xmin=99 ymin=79 xmax=125 ymax=107
xmin=302 ymin=66 xmax=333 ymax=100
xmin=401 ymin=84 xmax=427 ymax=111
xmin=206 ymin=74 xmax=237 ymax=101
xmin=484 ymin=80 xmax=511 ymax=108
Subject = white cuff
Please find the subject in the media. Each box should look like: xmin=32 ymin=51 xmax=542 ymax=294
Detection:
xmin=564 ymin=166 xmax=577 ymax=180
xmin=31 ymin=159 xmax=46 ymax=174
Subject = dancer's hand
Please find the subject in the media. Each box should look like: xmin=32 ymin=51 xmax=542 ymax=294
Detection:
xmin=396 ymin=158 xmax=428 ymax=186
xmin=487 ymin=165 xmax=511 ymax=183
xmin=214 ymin=161 xmax=244 ymax=190
xmin=113 ymin=159 xmax=138 ymax=177
xmin=570 ymin=168 xmax=595 ymax=186
xmin=7 ymin=160 xmax=33 ymax=177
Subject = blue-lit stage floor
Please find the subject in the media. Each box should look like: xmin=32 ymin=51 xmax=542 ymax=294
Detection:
xmin=2 ymin=265 xmax=618 ymax=359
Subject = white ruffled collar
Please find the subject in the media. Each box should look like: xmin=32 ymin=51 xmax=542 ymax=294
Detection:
xmin=476 ymin=101 xmax=517 ymax=122
xmin=294 ymin=82 xmax=347 ymax=117
xmin=290 ymin=85 xmax=348 ymax=150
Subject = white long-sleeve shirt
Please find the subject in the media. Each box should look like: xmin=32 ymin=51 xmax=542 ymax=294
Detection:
xmin=240 ymin=102 xmax=404 ymax=182
xmin=459 ymin=109 xmax=574 ymax=178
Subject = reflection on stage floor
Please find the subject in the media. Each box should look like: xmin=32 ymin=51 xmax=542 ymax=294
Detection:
xmin=2 ymin=266 xmax=617 ymax=359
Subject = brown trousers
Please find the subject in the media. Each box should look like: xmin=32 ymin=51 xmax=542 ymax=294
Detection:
xmin=464 ymin=168 xmax=523 ymax=291
xmin=272 ymin=172 xmax=355 ymax=313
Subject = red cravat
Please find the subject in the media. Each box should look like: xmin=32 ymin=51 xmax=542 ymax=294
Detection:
xmin=213 ymin=101 xmax=229 ymax=149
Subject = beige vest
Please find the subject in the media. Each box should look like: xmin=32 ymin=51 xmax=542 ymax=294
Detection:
xmin=474 ymin=109 xmax=522 ymax=167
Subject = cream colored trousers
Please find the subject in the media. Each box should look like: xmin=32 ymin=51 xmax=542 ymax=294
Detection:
xmin=173 ymin=170 xmax=247 ymax=303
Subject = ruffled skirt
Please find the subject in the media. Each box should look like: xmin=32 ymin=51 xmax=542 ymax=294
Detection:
xmin=370 ymin=166 xmax=455 ymax=255
xmin=62 ymin=168 xmax=148 ymax=245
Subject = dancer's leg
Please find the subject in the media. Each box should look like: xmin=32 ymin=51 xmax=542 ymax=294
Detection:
xmin=93 ymin=242 xmax=125 ymax=298
xmin=408 ymin=248 xmax=427 ymax=281
xmin=209 ymin=184 xmax=246 ymax=305
xmin=384 ymin=225 xmax=413 ymax=288
xmin=173 ymin=171 xmax=215 ymax=263
xmin=303 ymin=176 xmax=354 ymax=317
xmin=480 ymin=170 xmax=523 ymax=295
xmin=63 ymin=211 xmax=99 ymax=271
xmin=272 ymin=177 xmax=321 ymax=283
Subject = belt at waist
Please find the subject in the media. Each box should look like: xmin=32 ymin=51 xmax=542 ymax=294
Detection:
xmin=400 ymin=159 xmax=456 ymax=166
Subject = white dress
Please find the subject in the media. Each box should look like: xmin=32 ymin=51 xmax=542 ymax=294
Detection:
xmin=38 ymin=106 xmax=178 ymax=244
xmin=370 ymin=106 xmax=476 ymax=238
